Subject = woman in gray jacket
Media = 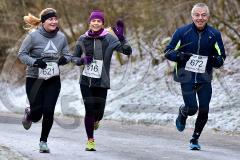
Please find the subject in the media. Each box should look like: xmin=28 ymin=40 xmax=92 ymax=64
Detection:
xmin=18 ymin=8 xmax=71 ymax=153
xmin=73 ymin=10 xmax=132 ymax=151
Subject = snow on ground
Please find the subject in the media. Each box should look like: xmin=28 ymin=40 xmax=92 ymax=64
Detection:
xmin=0 ymin=53 xmax=239 ymax=133
xmin=105 ymin=55 xmax=240 ymax=133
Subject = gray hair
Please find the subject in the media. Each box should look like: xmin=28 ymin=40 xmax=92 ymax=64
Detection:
xmin=191 ymin=3 xmax=210 ymax=16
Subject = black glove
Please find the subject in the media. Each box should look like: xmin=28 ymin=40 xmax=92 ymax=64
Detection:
xmin=33 ymin=59 xmax=47 ymax=69
xmin=122 ymin=45 xmax=132 ymax=55
xmin=177 ymin=51 xmax=192 ymax=62
xmin=211 ymin=55 xmax=224 ymax=68
xmin=58 ymin=56 xmax=68 ymax=66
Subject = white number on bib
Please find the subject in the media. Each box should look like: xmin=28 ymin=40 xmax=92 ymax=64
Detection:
xmin=82 ymin=59 xmax=103 ymax=78
xmin=38 ymin=62 xmax=59 ymax=80
xmin=185 ymin=54 xmax=208 ymax=73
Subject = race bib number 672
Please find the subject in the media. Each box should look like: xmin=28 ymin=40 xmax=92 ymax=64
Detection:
xmin=185 ymin=54 xmax=208 ymax=73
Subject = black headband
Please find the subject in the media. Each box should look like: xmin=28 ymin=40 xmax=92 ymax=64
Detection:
xmin=41 ymin=12 xmax=57 ymax=23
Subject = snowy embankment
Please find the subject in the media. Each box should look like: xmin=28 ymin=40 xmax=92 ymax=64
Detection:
xmin=0 ymin=52 xmax=239 ymax=133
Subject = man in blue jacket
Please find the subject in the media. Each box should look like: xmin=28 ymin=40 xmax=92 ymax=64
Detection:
xmin=164 ymin=3 xmax=226 ymax=150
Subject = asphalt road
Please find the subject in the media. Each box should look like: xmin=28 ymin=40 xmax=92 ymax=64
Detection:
xmin=0 ymin=113 xmax=239 ymax=160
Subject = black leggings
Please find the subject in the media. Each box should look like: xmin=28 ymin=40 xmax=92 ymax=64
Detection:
xmin=80 ymin=85 xmax=108 ymax=139
xmin=80 ymin=85 xmax=108 ymax=120
xmin=180 ymin=83 xmax=212 ymax=139
xmin=26 ymin=76 xmax=61 ymax=142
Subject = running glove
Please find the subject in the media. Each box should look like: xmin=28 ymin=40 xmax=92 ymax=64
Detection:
xmin=33 ymin=59 xmax=47 ymax=69
xmin=211 ymin=55 xmax=224 ymax=68
xmin=72 ymin=56 xmax=93 ymax=66
xmin=112 ymin=19 xmax=125 ymax=41
xmin=58 ymin=56 xmax=68 ymax=66
xmin=177 ymin=51 xmax=192 ymax=62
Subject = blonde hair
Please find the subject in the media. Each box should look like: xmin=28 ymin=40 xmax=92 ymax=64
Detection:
xmin=23 ymin=8 xmax=57 ymax=31
xmin=106 ymin=27 xmax=116 ymax=37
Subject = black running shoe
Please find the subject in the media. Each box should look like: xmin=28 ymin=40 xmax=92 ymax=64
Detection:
xmin=22 ymin=107 xmax=32 ymax=130
xmin=190 ymin=138 xmax=201 ymax=150
xmin=175 ymin=105 xmax=187 ymax=132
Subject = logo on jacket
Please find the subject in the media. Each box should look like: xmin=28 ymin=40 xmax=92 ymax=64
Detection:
xmin=43 ymin=40 xmax=58 ymax=54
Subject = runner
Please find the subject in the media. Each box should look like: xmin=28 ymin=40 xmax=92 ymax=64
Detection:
xmin=164 ymin=3 xmax=226 ymax=150
xmin=18 ymin=8 xmax=71 ymax=153
xmin=72 ymin=10 xmax=132 ymax=151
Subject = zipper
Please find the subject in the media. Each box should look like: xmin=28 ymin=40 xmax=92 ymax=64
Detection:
xmin=89 ymin=39 xmax=96 ymax=87
xmin=89 ymin=78 xmax=92 ymax=87
xmin=195 ymin=32 xmax=202 ymax=83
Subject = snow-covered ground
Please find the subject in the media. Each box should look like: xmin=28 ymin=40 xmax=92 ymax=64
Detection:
xmin=0 ymin=52 xmax=239 ymax=133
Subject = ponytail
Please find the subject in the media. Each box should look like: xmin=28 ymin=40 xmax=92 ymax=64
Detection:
xmin=23 ymin=13 xmax=41 ymax=31
xmin=23 ymin=8 xmax=57 ymax=32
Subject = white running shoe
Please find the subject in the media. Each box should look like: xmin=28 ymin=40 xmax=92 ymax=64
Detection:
xmin=39 ymin=141 xmax=50 ymax=153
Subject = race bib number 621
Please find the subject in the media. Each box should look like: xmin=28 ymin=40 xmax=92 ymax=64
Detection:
xmin=38 ymin=62 xmax=59 ymax=80
xmin=185 ymin=54 xmax=208 ymax=73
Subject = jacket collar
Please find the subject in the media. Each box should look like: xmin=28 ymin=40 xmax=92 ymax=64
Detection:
xmin=85 ymin=28 xmax=108 ymax=38
xmin=191 ymin=22 xmax=208 ymax=33
xmin=38 ymin=25 xmax=59 ymax=38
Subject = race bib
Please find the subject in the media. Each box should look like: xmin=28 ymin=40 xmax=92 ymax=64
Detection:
xmin=82 ymin=59 xmax=103 ymax=78
xmin=38 ymin=62 xmax=59 ymax=80
xmin=185 ymin=54 xmax=208 ymax=73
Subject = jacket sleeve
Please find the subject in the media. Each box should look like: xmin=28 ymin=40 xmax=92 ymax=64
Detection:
xmin=111 ymin=35 xmax=132 ymax=55
xmin=73 ymin=37 xmax=83 ymax=57
xmin=164 ymin=29 xmax=181 ymax=62
xmin=18 ymin=34 xmax=36 ymax=66
xmin=214 ymin=31 xmax=226 ymax=61
xmin=61 ymin=35 xmax=72 ymax=62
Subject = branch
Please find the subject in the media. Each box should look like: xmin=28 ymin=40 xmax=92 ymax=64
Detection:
xmin=212 ymin=13 xmax=240 ymax=40
xmin=59 ymin=0 xmax=77 ymax=41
